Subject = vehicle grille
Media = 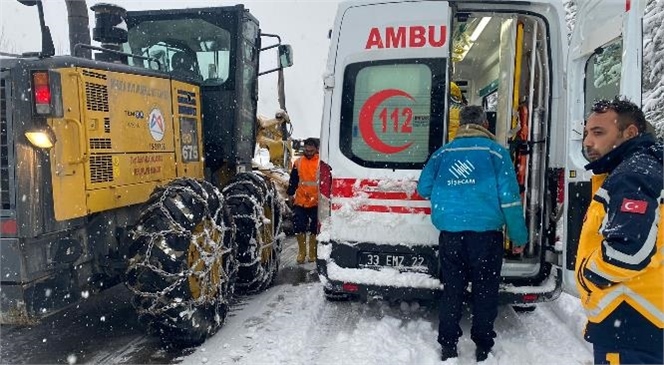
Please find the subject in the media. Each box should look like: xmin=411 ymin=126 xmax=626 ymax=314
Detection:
xmin=0 ymin=76 xmax=9 ymax=210
xmin=89 ymin=155 xmax=113 ymax=184
xmin=89 ymin=138 xmax=112 ymax=150
xmin=85 ymin=82 xmax=109 ymax=112
xmin=82 ymin=69 xmax=107 ymax=80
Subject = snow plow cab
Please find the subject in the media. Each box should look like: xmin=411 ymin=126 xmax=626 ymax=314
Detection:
xmin=317 ymin=0 xmax=646 ymax=305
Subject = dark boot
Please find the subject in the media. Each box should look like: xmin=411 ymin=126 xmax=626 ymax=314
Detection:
xmin=441 ymin=346 xmax=458 ymax=361
xmin=476 ymin=347 xmax=491 ymax=362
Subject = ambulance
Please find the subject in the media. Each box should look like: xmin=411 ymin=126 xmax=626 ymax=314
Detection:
xmin=317 ymin=0 xmax=646 ymax=304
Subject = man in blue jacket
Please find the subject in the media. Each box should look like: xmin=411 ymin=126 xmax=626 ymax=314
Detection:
xmin=417 ymin=105 xmax=528 ymax=362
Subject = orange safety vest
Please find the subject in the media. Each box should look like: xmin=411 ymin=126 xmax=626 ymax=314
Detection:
xmin=293 ymin=154 xmax=319 ymax=208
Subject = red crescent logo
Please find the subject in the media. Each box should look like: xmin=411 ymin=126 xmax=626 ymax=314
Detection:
xmin=359 ymin=89 xmax=414 ymax=154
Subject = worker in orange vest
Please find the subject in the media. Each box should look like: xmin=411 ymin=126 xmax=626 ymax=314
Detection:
xmin=287 ymin=137 xmax=320 ymax=264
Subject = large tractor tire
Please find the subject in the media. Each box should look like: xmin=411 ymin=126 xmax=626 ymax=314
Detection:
xmin=223 ymin=172 xmax=284 ymax=294
xmin=125 ymin=178 xmax=237 ymax=347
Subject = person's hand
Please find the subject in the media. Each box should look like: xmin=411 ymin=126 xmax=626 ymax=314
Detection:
xmin=512 ymin=245 xmax=525 ymax=255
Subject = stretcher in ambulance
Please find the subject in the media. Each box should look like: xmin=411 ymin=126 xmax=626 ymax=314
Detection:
xmin=316 ymin=0 xmax=645 ymax=304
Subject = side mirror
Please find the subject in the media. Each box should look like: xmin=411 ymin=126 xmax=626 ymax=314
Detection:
xmin=278 ymin=44 xmax=293 ymax=69
xmin=16 ymin=0 xmax=55 ymax=57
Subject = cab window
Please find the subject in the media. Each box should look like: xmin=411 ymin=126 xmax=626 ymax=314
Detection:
xmin=125 ymin=18 xmax=231 ymax=85
xmin=340 ymin=59 xmax=446 ymax=169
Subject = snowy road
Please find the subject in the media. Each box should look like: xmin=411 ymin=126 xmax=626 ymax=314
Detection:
xmin=180 ymin=237 xmax=593 ymax=365
xmin=179 ymin=281 xmax=593 ymax=365
xmin=0 ymin=237 xmax=593 ymax=364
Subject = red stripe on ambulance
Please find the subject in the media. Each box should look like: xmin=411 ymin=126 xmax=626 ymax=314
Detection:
xmin=330 ymin=178 xmax=429 ymax=214
xmin=332 ymin=204 xmax=431 ymax=214
xmin=332 ymin=178 xmax=425 ymax=200
xmin=365 ymin=25 xmax=447 ymax=49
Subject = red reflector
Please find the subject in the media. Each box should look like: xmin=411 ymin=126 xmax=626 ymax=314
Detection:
xmin=1 ymin=218 xmax=17 ymax=235
xmin=626 ymin=0 xmax=631 ymax=11
xmin=522 ymin=294 xmax=538 ymax=302
xmin=319 ymin=160 xmax=332 ymax=198
xmin=32 ymin=72 xmax=51 ymax=105
xmin=34 ymin=85 xmax=51 ymax=105
xmin=342 ymin=283 xmax=359 ymax=293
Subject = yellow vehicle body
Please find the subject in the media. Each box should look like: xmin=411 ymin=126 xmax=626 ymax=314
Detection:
xmin=49 ymin=68 xmax=203 ymax=221
xmin=1 ymin=3 xmax=292 ymax=345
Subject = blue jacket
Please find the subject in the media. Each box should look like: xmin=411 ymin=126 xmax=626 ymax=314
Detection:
xmin=417 ymin=124 xmax=528 ymax=245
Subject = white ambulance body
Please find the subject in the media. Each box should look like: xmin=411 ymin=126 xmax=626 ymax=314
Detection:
xmin=317 ymin=0 xmax=645 ymax=303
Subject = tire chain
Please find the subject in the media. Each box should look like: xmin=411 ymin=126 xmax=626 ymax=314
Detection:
xmin=222 ymin=173 xmax=284 ymax=290
xmin=128 ymin=179 xmax=238 ymax=318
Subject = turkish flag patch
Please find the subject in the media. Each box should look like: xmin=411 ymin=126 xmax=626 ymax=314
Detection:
xmin=620 ymin=198 xmax=648 ymax=214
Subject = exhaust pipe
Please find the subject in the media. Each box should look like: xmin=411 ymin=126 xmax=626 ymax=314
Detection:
xmin=65 ymin=0 xmax=91 ymax=59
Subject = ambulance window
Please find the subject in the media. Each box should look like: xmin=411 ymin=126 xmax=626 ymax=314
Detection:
xmin=584 ymin=38 xmax=622 ymax=116
xmin=340 ymin=59 xmax=445 ymax=169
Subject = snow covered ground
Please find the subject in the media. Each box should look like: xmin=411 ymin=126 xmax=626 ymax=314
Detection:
xmin=178 ymin=240 xmax=593 ymax=365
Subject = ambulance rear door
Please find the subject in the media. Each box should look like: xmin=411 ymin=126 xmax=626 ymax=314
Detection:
xmin=562 ymin=0 xmax=646 ymax=296
xmin=319 ymin=0 xmax=451 ymax=263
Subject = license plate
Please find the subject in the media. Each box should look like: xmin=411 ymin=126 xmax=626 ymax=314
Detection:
xmin=358 ymin=252 xmax=428 ymax=270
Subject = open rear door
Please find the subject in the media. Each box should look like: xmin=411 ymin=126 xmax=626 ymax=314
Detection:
xmin=562 ymin=0 xmax=646 ymax=296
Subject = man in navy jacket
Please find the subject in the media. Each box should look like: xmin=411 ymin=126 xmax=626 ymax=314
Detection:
xmin=417 ymin=105 xmax=527 ymax=362
xmin=577 ymin=97 xmax=663 ymax=365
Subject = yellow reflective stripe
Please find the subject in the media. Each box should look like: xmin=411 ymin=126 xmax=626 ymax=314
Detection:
xmin=598 ymin=192 xmax=609 ymax=235
xmin=299 ymin=181 xmax=317 ymax=186
xmin=585 ymin=284 xmax=664 ymax=324
xmin=595 ymin=187 xmax=610 ymax=204
xmin=588 ymin=260 xmax=621 ymax=283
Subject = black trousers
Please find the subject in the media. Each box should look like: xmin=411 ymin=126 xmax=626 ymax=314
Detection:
xmin=293 ymin=206 xmax=317 ymax=234
xmin=437 ymin=230 xmax=504 ymax=350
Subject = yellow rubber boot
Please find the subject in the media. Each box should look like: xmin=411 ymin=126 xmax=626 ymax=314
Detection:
xmin=307 ymin=235 xmax=317 ymax=262
xmin=296 ymin=234 xmax=306 ymax=264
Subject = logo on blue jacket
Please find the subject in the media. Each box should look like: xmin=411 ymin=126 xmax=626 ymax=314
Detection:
xmin=448 ymin=159 xmax=476 ymax=186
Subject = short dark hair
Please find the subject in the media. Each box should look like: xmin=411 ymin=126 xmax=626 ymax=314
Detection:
xmin=303 ymin=137 xmax=319 ymax=149
xmin=459 ymin=105 xmax=487 ymax=125
xmin=590 ymin=96 xmax=648 ymax=133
